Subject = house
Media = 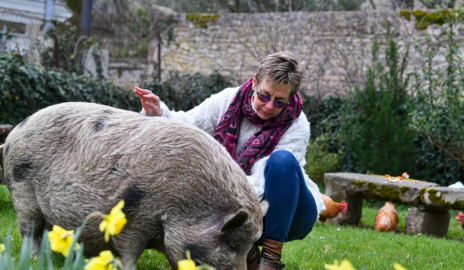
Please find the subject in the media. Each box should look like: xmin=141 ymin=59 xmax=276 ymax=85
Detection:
xmin=0 ymin=0 xmax=73 ymax=53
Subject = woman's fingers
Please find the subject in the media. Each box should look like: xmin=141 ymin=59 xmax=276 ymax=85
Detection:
xmin=134 ymin=89 xmax=144 ymax=98
xmin=134 ymin=86 xmax=162 ymax=116
xmin=142 ymin=95 xmax=161 ymax=116
xmin=144 ymin=101 xmax=156 ymax=111
xmin=134 ymin=86 xmax=152 ymax=95
xmin=142 ymin=94 xmax=157 ymax=103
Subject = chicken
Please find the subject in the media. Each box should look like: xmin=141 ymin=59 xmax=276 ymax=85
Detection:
xmin=319 ymin=194 xmax=348 ymax=222
xmin=456 ymin=212 xmax=464 ymax=230
xmin=375 ymin=202 xmax=399 ymax=232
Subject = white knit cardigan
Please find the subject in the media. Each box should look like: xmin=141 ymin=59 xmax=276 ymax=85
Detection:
xmin=142 ymin=87 xmax=326 ymax=216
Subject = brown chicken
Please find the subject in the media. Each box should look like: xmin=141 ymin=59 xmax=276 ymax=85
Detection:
xmin=375 ymin=202 xmax=399 ymax=232
xmin=456 ymin=212 xmax=464 ymax=230
xmin=319 ymin=194 xmax=348 ymax=222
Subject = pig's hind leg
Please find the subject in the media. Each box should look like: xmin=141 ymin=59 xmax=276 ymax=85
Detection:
xmin=12 ymin=189 xmax=46 ymax=256
xmin=5 ymin=147 xmax=46 ymax=255
xmin=16 ymin=207 xmax=46 ymax=256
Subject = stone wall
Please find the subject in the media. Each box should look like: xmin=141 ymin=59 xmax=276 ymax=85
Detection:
xmin=108 ymin=10 xmax=464 ymax=97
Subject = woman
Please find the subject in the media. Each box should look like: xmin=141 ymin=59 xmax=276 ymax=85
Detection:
xmin=134 ymin=51 xmax=325 ymax=270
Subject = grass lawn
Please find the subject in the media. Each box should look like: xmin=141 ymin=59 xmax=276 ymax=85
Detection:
xmin=1 ymin=185 xmax=463 ymax=270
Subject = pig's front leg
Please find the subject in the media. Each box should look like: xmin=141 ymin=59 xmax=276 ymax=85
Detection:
xmin=115 ymin=233 xmax=149 ymax=270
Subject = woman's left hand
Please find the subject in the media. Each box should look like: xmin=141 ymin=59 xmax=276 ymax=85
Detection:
xmin=134 ymin=86 xmax=163 ymax=116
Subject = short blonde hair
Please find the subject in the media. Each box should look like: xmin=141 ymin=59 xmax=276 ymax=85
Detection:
xmin=256 ymin=51 xmax=303 ymax=97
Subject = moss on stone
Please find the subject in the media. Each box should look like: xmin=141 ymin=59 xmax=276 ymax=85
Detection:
xmin=397 ymin=9 xmax=462 ymax=30
xmin=426 ymin=188 xmax=442 ymax=201
xmin=420 ymin=188 xmax=464 ymax=209
xmin=376 ymin=185 xmax=402 ymax=201
xmin=185 ymin=13 xmax=220 ymax=29
xmin=420 ymin=188 xmax=427 ymax=202
xmin=351 ymin=180 xmax=366 ymax=189
xmin=400 ymin=186 xmax=411 ymax=194
xmin=452 ymin=200 xmax=464 ymax=209
xmin=363 ymin=183 xmax=409 ymax=201
xmin=367 ymin=182 xmax=377 ymax=193
xmin=398 ymin=10 xmax=412 ymax=21
xmin=422 ymin=188 xmax=450 ymax=207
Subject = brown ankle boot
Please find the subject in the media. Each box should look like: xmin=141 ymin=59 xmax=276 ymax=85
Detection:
xmin=246 ymin=243 xmax=260 ymax=270
xmin=256 ymin=238 xmax=285 ymax=270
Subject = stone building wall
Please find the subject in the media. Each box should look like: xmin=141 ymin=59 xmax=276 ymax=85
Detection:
xmin=108 ymin=10 xmax=464 ymax=97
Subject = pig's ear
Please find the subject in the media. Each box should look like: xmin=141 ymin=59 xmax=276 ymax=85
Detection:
xmin=260 ymin=200 xmax=269 ymax=216
xmin=220 ymin=209 xmax=249 ymax=232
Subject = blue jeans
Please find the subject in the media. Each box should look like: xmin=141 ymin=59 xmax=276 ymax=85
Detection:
xmin=260 ymin=150 xmax=318 ymax=243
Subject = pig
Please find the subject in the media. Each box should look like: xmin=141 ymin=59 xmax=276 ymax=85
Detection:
xmin=2 ymin=102 xmax=267 ymax=270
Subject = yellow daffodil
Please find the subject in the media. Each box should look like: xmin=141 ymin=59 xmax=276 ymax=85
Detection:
xmin=99 ymin=201 xmax=127 ymax=242
xmin=0 ymin=243 xmax=5 ymax=252
xmin=394 ymin=263 xmax=407 ymax=270
xmin=48 ymin=225 xmax=80 ymax=257
xmin=178 ymin=251 xmax=199 ymax=270
xmin=178 ymin=259 xmax=197 ymax=270
xmin=85 ymin=250 xmax=114 ymax=270
xmin=325 ymin=259 xmax=357 ymax=270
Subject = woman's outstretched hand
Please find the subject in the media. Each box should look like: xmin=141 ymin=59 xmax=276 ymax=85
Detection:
xmin=134 ymin=86 xmax=163 ymax=116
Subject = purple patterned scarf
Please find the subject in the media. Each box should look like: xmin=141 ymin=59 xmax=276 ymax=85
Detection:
xmin=213 ymin=78 xmax=303 ymax=175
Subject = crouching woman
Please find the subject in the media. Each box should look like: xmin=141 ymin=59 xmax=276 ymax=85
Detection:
xmin=134 ymin=51 xmax=326 ymax=270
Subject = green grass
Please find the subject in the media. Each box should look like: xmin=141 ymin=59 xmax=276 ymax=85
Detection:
xmin=1 ymin=186 xmax=463 ymax=270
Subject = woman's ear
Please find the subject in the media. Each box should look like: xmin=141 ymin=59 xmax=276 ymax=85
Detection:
xmin=252 ymin=74 xmax=257 ymax=90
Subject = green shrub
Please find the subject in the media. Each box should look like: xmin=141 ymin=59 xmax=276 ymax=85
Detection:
xmin=305 ymin=133 xmax=342 ymax=189
xmin=300 ymin=27 xmax=464 ymax=186
xmin=143 ymin=72 xmax=234 ymax=111
xmin=409 ymin=8 xmax=464 ymax=185
xmin=0 ymin=51 xmax=140 ymax=125
xmin=302 ymin=95 xmax=344 ymax=189
xmin=302 ymin=94 xmax=344 ymax=152
xmin=340 ymin=38 xmax=417 ymax=176
xmin=413 ymin=133 xmax=464 ymax=186
xmin=0 ymin=50 xmax=234 ymax=126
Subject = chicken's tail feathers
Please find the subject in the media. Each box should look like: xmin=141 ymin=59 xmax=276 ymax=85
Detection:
xmin=340 ymin=201 xmax=348 ymax=214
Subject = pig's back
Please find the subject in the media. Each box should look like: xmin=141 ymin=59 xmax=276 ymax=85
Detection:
xmin=4 ymin=102 xmax=256 ymax=228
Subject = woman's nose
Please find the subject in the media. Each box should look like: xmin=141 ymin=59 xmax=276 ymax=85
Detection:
xmin=265 ymin=100 xmax=275 ymax=109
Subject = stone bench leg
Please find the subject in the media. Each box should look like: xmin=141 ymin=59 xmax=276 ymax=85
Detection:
xmin=330 ymin=196 xmax=363 ymax=225
xmin=406 ymin=207 xmax=450 ymax=237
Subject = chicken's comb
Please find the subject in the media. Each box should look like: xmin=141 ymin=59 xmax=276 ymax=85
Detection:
xmin=340 ymin=201 xmax=348 ymax=214
xmin=457 ymin=212 xmax=464 ymax=220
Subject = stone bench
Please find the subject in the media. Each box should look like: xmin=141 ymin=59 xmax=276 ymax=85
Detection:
xmin=324 ymin=172 xmax=464 ymax=237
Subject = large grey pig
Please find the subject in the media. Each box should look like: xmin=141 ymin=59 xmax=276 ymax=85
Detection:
xmin=2 ymin=102 xmax=266 ymax=270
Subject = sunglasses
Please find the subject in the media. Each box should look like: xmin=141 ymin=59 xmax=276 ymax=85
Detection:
xmin=254 ymin=85 xmax=290 ymax=109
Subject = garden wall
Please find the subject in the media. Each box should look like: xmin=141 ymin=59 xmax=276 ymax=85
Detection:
xmin=108 ymin=10 xmax=464 ymax=97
